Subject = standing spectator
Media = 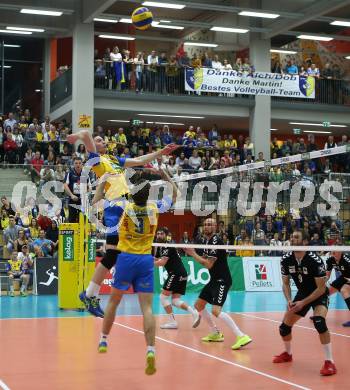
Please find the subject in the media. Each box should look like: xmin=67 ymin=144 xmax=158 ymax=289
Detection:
xmin=30 ymin=151 xmax=44 ymax=184
xmin=115 ymin=128 xmax=127 ymax=146
xmin=221 ymin=59 xmax=232 ymax=70
xmin=211 ymin=55 xmax=222 ymax=69
xmin=166 ymin=156 xmax=177 ymax=177
xmin=208 ymin=125 xmax=219 ymax=144
xmin=76 ymin=144 xmax=88 ymax=161
xmin=233 ymin=58 xmax=243 ymax=72
xmin=191 ymin=53 xmax=201 ymax=68
xmin=202 ymin=52 xmax=212 ymax=68
xmin=12 ymin=127 xmax=24 ymax=163
xmin=110 ymin=46 xmax=125 ymax=90
xmin=64 ymin=157 xmax=84 ymax=223
xmin=161 ymin=125 xmax=173 ymax=145
xmin=3 ymin=215 xmax=21 ymax=253
xmin=158 ymin=51 xmax=168 ymax=93
xmin=134 ymin=52 xmax=145 ymax=92
xmin=147 ymin=50 xmax=158 ymax=92
xmin=285 ymin=60 xmax=298 ymax=75
xmin=166 ymin=55 xmax=179 ymax=94
xmin=307 ymin=63 xmax=320 ymax=78
xmin=324 ymin=135 xmax=337 ymax=149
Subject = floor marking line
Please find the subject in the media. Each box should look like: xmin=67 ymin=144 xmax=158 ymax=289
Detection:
xmin=112 ymin=320 xmax=311 ymax=390
xmin=0 ymin=379 xmax=11 ymax=390
xmin=237 ymin=313 xmax=350 ymax=338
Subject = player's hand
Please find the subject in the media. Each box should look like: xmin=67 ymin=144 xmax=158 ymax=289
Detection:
xmin=71 ymin=195 xmax=79 ymax=202
xmin=161 ymin=144 xmax=180 ymax=155
xmin=67 ymin=134 xmax=79 ymax=144
xmin=287 ymin=301 xmax=294 ymax=310
xmin=184 ymin=247 xmax=195 ymax=257
xmin=289 ymin=301 xmax=304 ymax=313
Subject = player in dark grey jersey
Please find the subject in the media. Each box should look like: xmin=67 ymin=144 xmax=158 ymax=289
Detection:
xmin=273 ymin=230 xmax=337 ymax=376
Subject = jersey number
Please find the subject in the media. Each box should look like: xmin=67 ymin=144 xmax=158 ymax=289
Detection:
xmin=135 ymin=217 xmax=144 ymax=234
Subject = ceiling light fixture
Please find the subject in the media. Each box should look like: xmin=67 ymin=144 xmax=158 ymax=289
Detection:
xmin=98 ymin=34 xmax=135 ymax=40
xmin=239 ymin=11 xmax=279 ymax=19
xmin=184 ymin=42 xmax=218 ymax=47
xmin=20 ymin=8 xmax=63 ymax=16
xmin=108 ymin=120 xmax=130 ymax=123
xmin=146 ymin=121 xmax=184 ymax=125
xmin=345 ymin=56 xmax=350 ymax=60
xmin=297 ymin=34 xmax=333 ymax=42
xmin=289 ymin=122 xmax=346 ymax=128
xmin=3 ymin=44 xmax=21 ymax=48
xmin=138 ymin=114 xmax=205 ymax=119
xmin=0 ymin=29 xmax=32 ymax=35
xmin=119 ymin=18 xmax=132 ymax=23
xmin=152 ymin=23 xmax=184 ymax=30
xmin=270 ymin=49 xmax=297 ymax=54
xmin=142 ymin=2 xmax=186 ymax=9
xmin=303 ymin=130 xmax=332 ymax=134
xmin=1 ymin=65 xmax=12 ymax=69
xmin=270 ymin=128 xmax=278 ymax=131
xmin=6 ymin=26 xmax=44 ymax=32
xmin=94 ymin=18 xmax=118 ymax=23
xmin=330 ymin=20 xmax=350 ymax=27
xmin=210 ymin=26 xmax=249 ymax=33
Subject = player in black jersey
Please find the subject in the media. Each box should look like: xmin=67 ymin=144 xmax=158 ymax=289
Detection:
xmin=154 ymin=227 xmax=200 ymax=329
xmin=326 ymin=248 xmax=350 ymax=327
xmin=273 ymin=230 xmax=337 ymax=376
xmin=185 ymin=218 xmax=252 ymax=350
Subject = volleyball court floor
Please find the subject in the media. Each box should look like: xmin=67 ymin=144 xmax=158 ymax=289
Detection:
xmin=0 ymin=292 xmax=349 ymax=390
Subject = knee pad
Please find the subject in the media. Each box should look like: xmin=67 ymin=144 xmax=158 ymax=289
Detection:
xmin=279 ymin=322 xmax=292 ymax=337
xmin=312 ymin=316 xmax=328 ymax=334
xmin=101 ymin=249 xmax=120 ymax=270
xmin=172 ymin=298 xmax=184 ymax=308
xmin=160 ymin=293 xmax=171 ymax=308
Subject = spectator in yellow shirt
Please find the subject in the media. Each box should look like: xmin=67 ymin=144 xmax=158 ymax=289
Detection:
xmin=184 ymin=125 xmax=196 ymax=139
xmin=115 ymin=128 xmax=127 ymax=146
xmin=36 ymin=128 xmax=44 ymax=142
xmin=140 ymin=122 xmax=150 ymax=137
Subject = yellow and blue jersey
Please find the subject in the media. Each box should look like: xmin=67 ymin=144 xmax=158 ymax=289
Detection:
xmin=87 ymin=152 xmax=129 ymax=200
xmin=6 ymin=259 xmax=23 ymax=273
xmin=117 ymin=198 xmax=172 ymax=254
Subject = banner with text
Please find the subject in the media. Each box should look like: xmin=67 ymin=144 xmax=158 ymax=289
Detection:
xmin=154 ymin=257 xmax=245 ymax=294
xmin=185 ymin=68 xmax=315 ymax=99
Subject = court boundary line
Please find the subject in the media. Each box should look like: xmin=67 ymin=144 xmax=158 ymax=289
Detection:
xmin=0 ymin=379 xmax=11 ymax=390
xmin=237 ymin=313 xmax=350 ymax=338
xmin=112 ymin=320 xmax=311 ymax=390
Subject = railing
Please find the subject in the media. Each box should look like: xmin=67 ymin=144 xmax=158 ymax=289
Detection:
xmin=50 ymin=68 xmax=72 ymax=110
xmin=94 ymin=61 xmax=350 ymax=106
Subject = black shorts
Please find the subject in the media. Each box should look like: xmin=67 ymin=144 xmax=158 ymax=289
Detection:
xmin=293 ymin=290 xmax=329 ymax=317
xmin=330 ymin=275 xmax=350 ymax=291
xmin=199 ymin=280 xmax=231 ymax=307
xmin=163 ymin=273 xmax=187 ymax=296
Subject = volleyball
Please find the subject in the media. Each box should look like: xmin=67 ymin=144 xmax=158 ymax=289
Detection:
xmin=131 ymin=7 xmax=153 ymax=30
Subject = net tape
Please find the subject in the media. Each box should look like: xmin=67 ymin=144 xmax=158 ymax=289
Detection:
xmin=153 ymin=145 xmax=350 ymax=185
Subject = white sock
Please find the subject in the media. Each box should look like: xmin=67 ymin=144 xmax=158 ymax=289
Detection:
xmin=20 ymin=284 xmax=26 ymax=293
xmin=100 ymin=333 xmax=108 ymax=343
xmin=147 ymin=346 xmax=155 ymax=354
xmin=86 ymin=281 xmax=100 ymax=298
xmin=218 ymin=312 xmax=244 ymax=337
xmin=284 ymin=340 xmax=292 ymax=355
xmin=201 ymin=309 xmax=219 ymax=334
xmin=323 ymin=343 xmax=333 ymax=362
xmin=168 ymin=313 xmax=176 ymax=322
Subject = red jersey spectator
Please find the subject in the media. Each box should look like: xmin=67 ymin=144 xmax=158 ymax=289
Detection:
xmin=4 ymin=133 xmax=17 ymax=164
xmin=30 ymin=151 xmax=44 ymax=184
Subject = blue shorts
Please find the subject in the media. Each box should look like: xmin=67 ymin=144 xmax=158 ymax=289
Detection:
xmin=103 ymin=202 xmax=124 ymax=236
xmin=112 ymin=252 xmax=154 ymax=293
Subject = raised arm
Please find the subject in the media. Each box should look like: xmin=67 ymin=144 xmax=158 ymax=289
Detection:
xmin=67 ymin=130 xmax=96 ymax=153
xmin=159 ymin=168 xmax=179 ymax=204
xmin=124 ymin=144 xmax=179 ymax=168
